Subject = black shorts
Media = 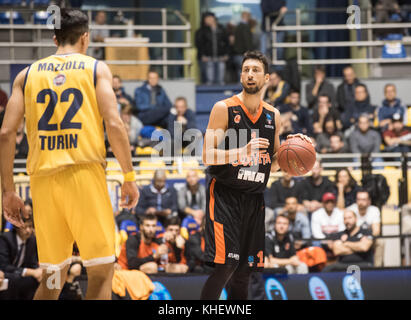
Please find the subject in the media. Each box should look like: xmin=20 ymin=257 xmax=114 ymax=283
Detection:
xmin=204 ymin=177 xmax=265 ymax=271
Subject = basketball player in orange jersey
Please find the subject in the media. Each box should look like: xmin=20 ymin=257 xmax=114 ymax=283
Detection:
xmin=0 ymin=9 xmax=139 ymax=299
xmin=201 ymin=51 xmax=311 ymax=299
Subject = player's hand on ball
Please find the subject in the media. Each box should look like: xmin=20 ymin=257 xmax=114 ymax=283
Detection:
xmin=2 ymin=191 xmax=28 ymax=228
xmin=120 ymin=182 xmax=140 ymax=209
xmin=242 ymin=138 xmax=270 ymax=157
xmin=287 ymin=133 xmax=313 ymax=145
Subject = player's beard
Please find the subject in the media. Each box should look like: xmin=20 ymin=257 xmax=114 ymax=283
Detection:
xmin=242 ymin=82 xmax=263 ymax=95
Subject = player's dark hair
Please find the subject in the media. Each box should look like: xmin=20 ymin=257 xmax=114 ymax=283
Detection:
xmin=54 ymin=9 xmax=89 ymax=46
xmin=241 ymin=50 xmax=269 ymax=74
xmin=165 ymin=217 xmax=181 ymax=228
xmin=322 ymin=114 xmax=338 ymax=134
xmin=140 ymin=214 xmax=157 ymax=225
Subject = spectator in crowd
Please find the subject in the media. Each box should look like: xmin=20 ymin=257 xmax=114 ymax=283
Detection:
xmin=162 ymin=217 xmax=188 ymax=273
xmin=15 ymin=120 xmax=28 ymax=159
xmin=326 ymin=134 xmax=350 ymax=156
xmin=374 ymin=0 xmax=401 ymax=26
xmin=233 ymin=11 xmax=255 ymax=75
xmin=311 ymin=192 xmax=345 ymax=239
xmin=335 ymin=168 xmax=360 ymax=210
xmin=312 ymin=94 xmax=342 ymax=135
xmin=282 ymin=90 xmax=313 ymax=136
xmin=265 ymin=172 xmax=299 ymax=213
xmin=315 ymin=115 xmax=345 ymax=153
xmin=265 ymin=215 xmax=308 ymax=274
xmin=167 ymin=97 xmax=198 ymax=141
xmin=91 ymin=11 xmax=109 ymax=60
xmin=0 ymin=87 xmax=7 ymax=127
xmin=262 ymin=70 xmax=290 ymax=109
xmin=378 ymin=84 xmax=407 ymax=129
xmin=113 ymin=75 xmax=135 ymax=111
xmin=382 ymin=113 xmax=411 ymax=153
xmin=195 ymin=12 xmax=230 ymax=85
xmin=134 ymin=70 xmax=172 ymax=128
xmin=278 ymin=112 xmax=296 ymax=142
xmin=349 ymin=114 xmax=382 ymax=154
xmin=0 ymin=213 xmax=42 ymax=299
xmin=336 ymin=65 xmax=361 ymax=114
xmin=282 ymin=196 xmax=311 ymax=241
xmin=305 ymin=65 xmax=336 ymax=110
xmin=134 ymin=170 xmax=178 ymax=226
xmin=117 ymin=214 xmax=166 ymax=273
xmin=177 ymin=170 xmax=206 ymax=224
xmin=260 ymin=0 xmax=287 ymax=59
xmin=298 ymin=160 xmax=337 ymax=214
xmin=119 ymin=104 xmax=143 ymax=148
xmin=323 ymin=210 xmax=374 ymax=271
xmin=185 ymin=218 xmax=212 ymax=273
xmin=342 ymin=84 xmax=376 ymax=130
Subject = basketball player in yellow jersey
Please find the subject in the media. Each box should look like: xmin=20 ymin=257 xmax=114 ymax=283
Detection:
xmin=0 ymin=9 xmax=139 ymax=299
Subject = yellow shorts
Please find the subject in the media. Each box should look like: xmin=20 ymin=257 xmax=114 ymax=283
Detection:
xmin=30 ymin=162 xmax=115 ymax=269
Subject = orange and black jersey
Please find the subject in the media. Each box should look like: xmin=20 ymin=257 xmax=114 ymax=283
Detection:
xmin=207 ymin=95 xmax=276 ymax=194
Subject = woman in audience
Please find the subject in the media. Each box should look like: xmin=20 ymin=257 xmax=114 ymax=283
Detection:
xmin=335 ymin=168 xmax=360 ymax=209
xmin=315 ymin=114 xmax=345 ymax=154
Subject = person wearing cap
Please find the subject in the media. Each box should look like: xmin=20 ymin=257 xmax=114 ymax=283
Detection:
xmin=323 ymin=209 xmax=374 ymax=272
xmin=311 ymin=192 xmax=345 ymax=239
xmin=382 ymin=112 xmax=411 ymax=153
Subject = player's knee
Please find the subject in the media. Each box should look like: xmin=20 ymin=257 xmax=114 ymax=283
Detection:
xmin=69 ymin=263 xmax=82 ymax=278
xmin=139 ymin=262 xmax=158 ymax=274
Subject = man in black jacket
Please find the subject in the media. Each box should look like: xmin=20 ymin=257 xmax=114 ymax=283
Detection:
xmin=336 ymin=65 xmax=361 ymax=114
xmin=0 ymin=215 xmax=42 ymax=299
xmin=195 ymin=12 xmax=229 ymax=85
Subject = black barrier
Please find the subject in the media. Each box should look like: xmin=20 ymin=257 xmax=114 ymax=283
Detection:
xmin=147 ymin=268 xmax=411 ymax=300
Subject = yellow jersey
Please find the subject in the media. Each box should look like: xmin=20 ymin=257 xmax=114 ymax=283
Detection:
xmin=23 ymin=53 xmax=106 ymax=176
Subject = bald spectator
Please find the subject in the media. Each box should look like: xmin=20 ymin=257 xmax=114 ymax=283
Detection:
xmin=177 ymin=170 xmax=206 ymax=224
xmin=323 ymin=210 xmax=374 ymax=271
xmin=134 ymin=170 xmax=178 ymax=226
xmin=336 ymin=66 xmax=362 ymax=114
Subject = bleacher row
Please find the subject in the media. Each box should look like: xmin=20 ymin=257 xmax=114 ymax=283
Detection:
xmin=0 ymin=0 xmax=50 ymax=6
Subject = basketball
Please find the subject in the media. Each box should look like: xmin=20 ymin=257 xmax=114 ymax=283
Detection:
xmin=277 ymin=137 xmax=316 ymax=176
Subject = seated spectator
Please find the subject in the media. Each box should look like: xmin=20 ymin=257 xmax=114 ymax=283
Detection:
xmin=177 ymin=170 xmax=206 ymax=223
xmin=282 ymin=196 xmax=311 ymax=241
xmin=167 ymin=97 xmax=198 ymax=142
xmin=91 ymin=11 xmax=109 ymax=60
xmin=15 ymin=120 xmax=28 ymax=159
xmin=323 ymin=210 xmax=374 ymax=271
xmin=342 ymin=84 xmax=376 ymax=130
xmin=134 ymin=170 xmax=178 ymax=226
xmin=312 ymin=95 xmax=342 ymax=135
xmin=281 ymin=90 xmax=313 ymax=136
xmin=0 ymin=214 xmax=42 ymax=299
xmin=329 ymin=134 xmax=350 ymax=154
xmin=336 ymin=65 xmax=361 ymax=114
xmin=298 ymin=160 xmax=337 ymax=214
xmin=349 ymin=114 xmax=382 ymax=154
xmin=305 ymin=65 xmax=336 ymax=110
xmin=134 ymin=70 xmax=172 ymax=128
xmin=117 ymin=214 xmax=166 ymax=274
xmin=315 ymin=115 xmax=345 ymax=154
xmin=185 ymin=218 xmax=212 ymax=273
xmin=265 ymin=172 xmax=299 ymax=212
xmin=262 ymin=70 xmax=290 ymax=109
xmin=195 ymin=12 xmax=229 ymax=85
xmin=162 ymin=217 xmax=189 ymax=273
xmin=265 ymin=215 xmax=308 ymax=274
xmin=378 ymin=84 xmax=407 ymax=129
xmin=278 ymin=112 xmax=296 ymax=141
xmin=120 ymin=104 xmax=143 ymax=148
xmin=382 ymin=113 xmax=411 ymax=153
xmin=374 ymin=0 xmax=402 ymax=38
xmin=335 ymin=168 xmax=360 ymax=209
xmin=311 ymin=192 xmax=345 ymax=239
xmin=113 ymin=75 xmax=135 ymax=111
xmin=0 ymin=87 xmax=7 ymax=127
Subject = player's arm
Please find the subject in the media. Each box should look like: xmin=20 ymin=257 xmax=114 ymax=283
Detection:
xmin=95 ymin=61 xmax=139 ymax=209
xmin=271 ymin=108 xmax=281 ymax=172
xmin=202 ymin=102 xmax=269 ymax=166
xmin=0 ymin=68 xmax=29 ymax=227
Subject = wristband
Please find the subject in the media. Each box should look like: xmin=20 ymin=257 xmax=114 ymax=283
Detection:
xmin=123 ymin=171 xmax=136 ymax=182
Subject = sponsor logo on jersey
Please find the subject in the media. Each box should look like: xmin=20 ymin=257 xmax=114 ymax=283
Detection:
xmin=237 ymin=169 xmax=265 ymax=183
xmin=231 ymin=151 xmax=272 ymax=167
xmin=234 ymin=115 xmax=241 ymax=124
xmin=53 ymin=74 xmax=66 ymax=86
xmin=228 ymin=253 xmax=240 ymax=260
